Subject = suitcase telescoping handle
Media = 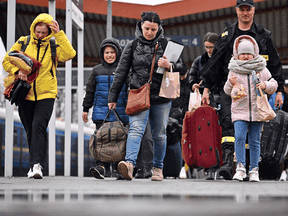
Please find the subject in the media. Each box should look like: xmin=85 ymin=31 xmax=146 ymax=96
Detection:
xmin=99 ymin=109 xmax=128 ymax=135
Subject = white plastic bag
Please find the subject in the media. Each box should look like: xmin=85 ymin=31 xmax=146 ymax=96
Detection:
xmin=188 ymin=88 xmax=201 ymax=111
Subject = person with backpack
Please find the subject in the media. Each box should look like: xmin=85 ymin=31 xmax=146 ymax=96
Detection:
xmin=108 ymin=11 xmax=186 ymax=181
xmin=2 ymin=13 xmax=76 ymax=179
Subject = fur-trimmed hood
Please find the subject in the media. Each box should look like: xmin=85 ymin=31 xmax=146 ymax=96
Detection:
xmin=233 ymin=35 xmax=259 ymax=59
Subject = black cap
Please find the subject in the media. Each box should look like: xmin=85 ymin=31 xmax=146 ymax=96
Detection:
xmin=236 ymin=0 xmax=254 ymax=7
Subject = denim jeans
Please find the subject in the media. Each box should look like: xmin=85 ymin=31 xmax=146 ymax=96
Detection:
xmin=234 ymin=120 xmax=263 ymax=171
xmin=125 ymin=102 xmax=171 ymax=169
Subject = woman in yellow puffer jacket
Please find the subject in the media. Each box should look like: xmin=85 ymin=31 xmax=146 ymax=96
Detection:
xmin=2 ymin=13 xmax=76 ymax=179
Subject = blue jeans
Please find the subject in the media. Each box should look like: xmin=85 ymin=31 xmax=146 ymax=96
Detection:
xmin=125 ymin=102 xmax=171 ymax=169
xmin=234 ymin=120 xmax=263 ymax=171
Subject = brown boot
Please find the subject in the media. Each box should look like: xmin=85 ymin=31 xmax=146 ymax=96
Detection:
xmin=151 ymin=167 xmax=163 ymax=181
xmin=118 ymin=161 xmax=133 ymax=180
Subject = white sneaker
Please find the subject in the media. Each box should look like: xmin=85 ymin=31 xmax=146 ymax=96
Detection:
xmin=27 ymin=168 xmax=34 ymax=179
xmin=33 ymin=163 xmax=43 ymax=179
xmin=279 ymin=171 xmax=287 ymax=181
xmin=232 ymin=163 xmax=247 ymax=181
xmin=179 ymin=167 xmax=187 ymax=179
xmin=249 ymin=167 xmax=260 ymax=182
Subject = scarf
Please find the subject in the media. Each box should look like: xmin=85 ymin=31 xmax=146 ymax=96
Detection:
xmin=228 ymin=55 xmax=267 ymax=75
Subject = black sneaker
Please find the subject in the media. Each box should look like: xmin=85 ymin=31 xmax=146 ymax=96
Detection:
xmin=219 ymin=166 xmax=233 ymax=180
xmin=115 ymin=170 xmax=124 ymax=180
xmin=89 ymin=165 xmax=105 ymax=179
xmin=144 ymin=167 xmax=152 ymax=178
xmin=104 ymin=163 xmax=111 ymax=177
xmin=135 ymin=168 xmax=145 ymax=179
xmin=205 ymin=169 xmax=215 ymax=180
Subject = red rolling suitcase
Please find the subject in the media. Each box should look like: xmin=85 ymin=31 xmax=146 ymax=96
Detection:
xmin=181 ymin=103 xmax=223 ymax=169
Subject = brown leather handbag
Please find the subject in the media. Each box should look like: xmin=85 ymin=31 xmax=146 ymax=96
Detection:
xmin=125 ymin=43 xmax=158 ymax=116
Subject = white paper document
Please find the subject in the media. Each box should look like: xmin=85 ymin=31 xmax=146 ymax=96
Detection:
xmin=156 ymin=40 xmax=184 ymax=74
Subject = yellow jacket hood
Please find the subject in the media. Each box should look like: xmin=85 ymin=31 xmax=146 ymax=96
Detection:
xmin=2 ymin=13 xmax=76 ymax=101
xmin=30 ymin=13 xmax=54 ymax=42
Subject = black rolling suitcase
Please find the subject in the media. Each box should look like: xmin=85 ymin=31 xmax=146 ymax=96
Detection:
xmin=259 ymin=109 xmax=288 ymax=179
xmin=260 ymin=109 xmax=288 ymax=163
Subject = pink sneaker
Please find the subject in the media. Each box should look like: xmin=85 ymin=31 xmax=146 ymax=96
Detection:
xmin=118 ymin=161 xmax=133 ymax=180
xmin=151 ymin=167 xmax=163 ymax=181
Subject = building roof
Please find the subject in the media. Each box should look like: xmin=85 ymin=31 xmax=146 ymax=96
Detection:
xmin=5 ymin=0 xmax=266 ymax=19
xmin=1 ymin=0 xmax=287 ymax=67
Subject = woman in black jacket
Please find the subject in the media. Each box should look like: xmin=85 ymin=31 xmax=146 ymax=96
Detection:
xmin=188 ymin=32 xmax=219 ymax=180
xmin=189 ymin=32 xmax=218 ymax=94
xmin=108 ymin=11 xmax=185 ymax=181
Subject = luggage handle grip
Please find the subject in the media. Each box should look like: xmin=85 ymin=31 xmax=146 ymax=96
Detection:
xmin=99 ymin=109 xmax=127 ymax=136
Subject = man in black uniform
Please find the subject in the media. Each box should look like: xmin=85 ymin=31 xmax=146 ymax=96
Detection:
xmin=200 ymin=0 xmax=284 ymax=180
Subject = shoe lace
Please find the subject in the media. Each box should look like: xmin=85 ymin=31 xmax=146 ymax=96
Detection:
xmin=34 ymin=163 xmax=43 ymax=170
xmin=153 ymin=168 xmax=162 ymax=176
xmin=249 ymin=167 xmax=259 ymax=174
xmin=236 ymin=163 xmax=245 ymax=172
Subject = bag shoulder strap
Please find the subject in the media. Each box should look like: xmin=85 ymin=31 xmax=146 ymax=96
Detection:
xmin=49 ymin=38 xmax=59 ymax=68
xmin=131 ymin=38 xmax=166 ymax=53
xmin=18 ymin=35 xmax=31 ymax=52
xmin=18 ymin=35 xmax=58 ymax=63
xmin=49 ymin=38 xmax=57 ymax=57
xmin=198 ymin=55 xmax=202 ymax=70
xmin=131 ymin=38 xmax=138 ymax=53
xmin=148 ymin=43 xmax=159 ymax=82
xmin=160 ymin=38 xmax=168 ymax=50
xmin=131 ymin=39 xmax=158 ymax=83
xmin=99 ymin=109 xmax=127 ymax=135
xmin=130 ymin=39 xmax=138 ymax=64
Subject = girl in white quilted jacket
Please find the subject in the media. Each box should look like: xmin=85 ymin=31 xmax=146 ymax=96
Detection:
xmin=224 ymin=35 xmax=278 ymax=182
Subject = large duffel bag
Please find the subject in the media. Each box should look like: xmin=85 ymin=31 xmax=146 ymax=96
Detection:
xmin=89 ymin=109 xmax=128 ymax=162
xmin=181 ymin=103 xmax=223 ymax=169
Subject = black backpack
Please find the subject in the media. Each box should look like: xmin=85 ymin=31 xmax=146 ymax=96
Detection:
xmin=18 ymin=35 xmax=58 ymax=69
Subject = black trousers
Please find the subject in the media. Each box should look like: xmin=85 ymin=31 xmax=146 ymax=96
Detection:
xmin=18 ymin=99 xmax=55 ymax=169
xmin=135 ymin=120 xmax=153 ymax=169
xmin=219 ymin=91 xmax=235 ymax=151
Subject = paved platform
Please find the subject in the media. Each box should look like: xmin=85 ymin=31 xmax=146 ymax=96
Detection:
xmin=0 ymin=176 xmax=288 ymax=216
